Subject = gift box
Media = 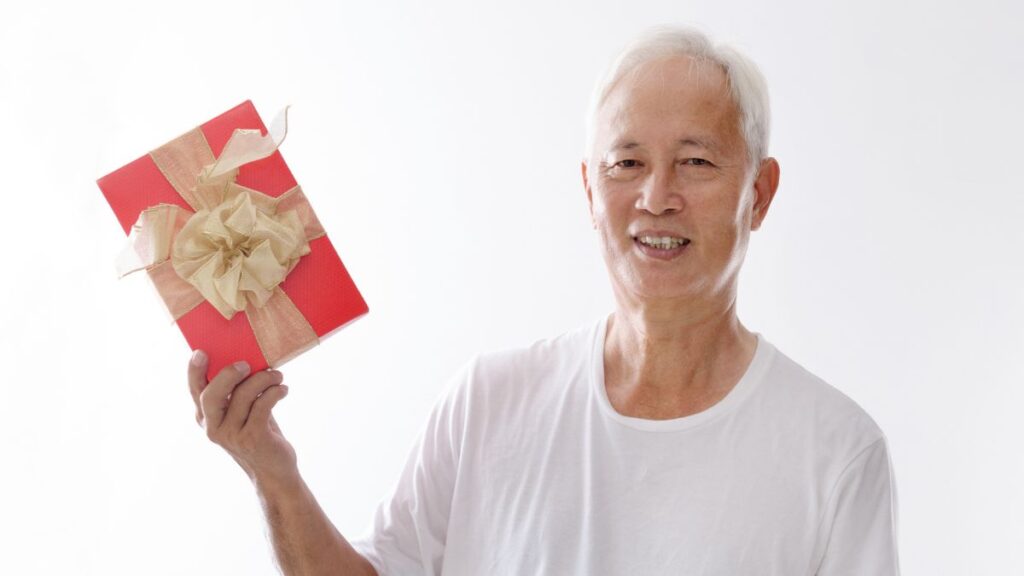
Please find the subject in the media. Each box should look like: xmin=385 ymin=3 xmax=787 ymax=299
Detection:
xmin=97 ymin=101 xmax=368 ymax=379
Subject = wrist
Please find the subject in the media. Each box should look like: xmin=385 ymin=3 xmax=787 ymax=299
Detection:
xmin=251 ymin=465 xmax=305 ymax=500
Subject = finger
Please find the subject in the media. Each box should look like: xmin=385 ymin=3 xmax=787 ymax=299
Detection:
xmin=199 ymin=360 xmax=251 ymax=431
xmin=244 ymin=385 xmax=289 ymax=432
xmin=221 ymin=370 xmax=284 ymax=431
xmin=188 ymin=350 xmax=209 ymax=421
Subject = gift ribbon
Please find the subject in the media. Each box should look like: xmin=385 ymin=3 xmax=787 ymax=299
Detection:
xmin=117 ymin=108 xmax=324 ymax=367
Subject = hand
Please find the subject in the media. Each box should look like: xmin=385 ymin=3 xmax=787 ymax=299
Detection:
xmin=188 ymin=351 xmax=298 ymax=486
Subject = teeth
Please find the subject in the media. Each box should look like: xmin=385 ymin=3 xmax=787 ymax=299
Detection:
xmin=637 ymin=235 xmax=689 ymax=249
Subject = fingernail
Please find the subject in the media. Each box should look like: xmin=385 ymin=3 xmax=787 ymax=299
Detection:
xmin=280 ymin=385 xmax=289 ymax=395
xmin=233 ymin=361 xmax=250 ymax=375
xmin=191 ymin=350 xmax=207 ymax=366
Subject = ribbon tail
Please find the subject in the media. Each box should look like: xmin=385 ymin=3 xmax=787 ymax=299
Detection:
xmin=116 ymin=204 xmax=205 ymax=321
xmin=116 ymin=205 xmax=192 ymax=277
xmin=207 ymin=106 xmax=290 ymax=180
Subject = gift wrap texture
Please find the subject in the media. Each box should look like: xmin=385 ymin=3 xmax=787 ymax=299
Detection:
xmin=98 ymin=101 xmax=368 ymax=379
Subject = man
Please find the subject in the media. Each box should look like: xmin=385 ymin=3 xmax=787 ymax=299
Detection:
xmin=187 ymin=26 xmax=900 ymax=575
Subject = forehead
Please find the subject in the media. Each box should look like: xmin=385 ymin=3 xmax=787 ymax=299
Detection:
xmin=595 ymin=56 xmax=743 ymax=152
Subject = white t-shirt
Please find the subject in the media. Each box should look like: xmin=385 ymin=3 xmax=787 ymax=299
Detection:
xmin=353 ymin=317 xmax=900 ymax=575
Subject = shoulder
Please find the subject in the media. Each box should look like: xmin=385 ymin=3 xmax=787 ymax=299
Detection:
xmin=473 ymin=320 xmax=597 ymax=383
xmin=755 ymin=339 xmax=887 ymax=456
xmin=441 ymin=319 xmax=601 ymax=418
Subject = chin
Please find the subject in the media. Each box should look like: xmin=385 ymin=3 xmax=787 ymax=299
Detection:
xmin=612 ymin=270 xmax=704 ymax=303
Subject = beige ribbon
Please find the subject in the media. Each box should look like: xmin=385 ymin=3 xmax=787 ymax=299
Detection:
xmin=117 ymin=108 xmax=324 ymax=367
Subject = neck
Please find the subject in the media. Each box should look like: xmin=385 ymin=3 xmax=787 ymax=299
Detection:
xmin=603 ymin=290 xmax=757 ymax=419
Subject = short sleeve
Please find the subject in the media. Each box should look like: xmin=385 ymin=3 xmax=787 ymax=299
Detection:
xmin=814 ymin=436 xmax=901 ymax=576
xmin=351 ymin=363 xmax=471 ymax=576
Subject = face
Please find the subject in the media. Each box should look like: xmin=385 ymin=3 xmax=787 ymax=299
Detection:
xmin=583 ymin=56 xmax=779 ymax=308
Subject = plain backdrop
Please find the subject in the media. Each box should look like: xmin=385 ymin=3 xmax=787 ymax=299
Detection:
xmin=1 ymin=0 xmax=1021 ymax=574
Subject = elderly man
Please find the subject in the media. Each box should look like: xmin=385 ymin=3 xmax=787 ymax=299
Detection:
xmin=187 ymin=27 xmax=900 ymax=575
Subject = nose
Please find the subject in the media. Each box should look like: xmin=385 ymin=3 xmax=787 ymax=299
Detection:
xmin=634 ymin=165 xmax=683 ymax=215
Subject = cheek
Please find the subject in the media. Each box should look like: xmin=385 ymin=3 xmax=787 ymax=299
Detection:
xmin=590 ymin=200 xmax=631 ymax=255
xmin=593 ymin=185 xmax=634 ymax=218
xmin=594 ymin=204 xmax=632 ymax=248
xmin=697 ymin=188 xmax=749 ymax=225
xmin=589 ymin=191 xmax=616 ymax=227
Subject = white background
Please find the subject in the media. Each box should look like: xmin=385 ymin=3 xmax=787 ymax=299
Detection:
xmin=1 ymin=0 xmax=1021 ymax=574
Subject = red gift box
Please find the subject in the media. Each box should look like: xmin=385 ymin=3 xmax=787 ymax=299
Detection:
xmin=97 ymin=101 xmax=368 ymax=379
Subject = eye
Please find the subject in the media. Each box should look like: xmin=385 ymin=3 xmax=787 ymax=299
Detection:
xmin=681 ymin=158 xmax=712 ymax=167
xmin=601 ymin=158 xmax=644 ymax=181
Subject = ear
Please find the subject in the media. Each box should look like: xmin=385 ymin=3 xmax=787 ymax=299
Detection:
xmin=582 ymin=160 xmax=596 ymax=228
xmin=750 ymin=157 xmax=780 ymax=231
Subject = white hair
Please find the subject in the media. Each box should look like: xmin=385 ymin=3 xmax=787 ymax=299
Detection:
xmin=585 ymin=26 xmax=771 ymax=168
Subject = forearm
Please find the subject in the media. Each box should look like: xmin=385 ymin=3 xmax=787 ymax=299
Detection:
xmin=255 ymin=471 xmax=377 ymax=576
xmin=187 ymin=357 xmax=377 ymax=575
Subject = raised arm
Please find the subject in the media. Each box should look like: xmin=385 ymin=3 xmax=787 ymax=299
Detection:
xmin=187 ymin=351 xmax=378 ymax=576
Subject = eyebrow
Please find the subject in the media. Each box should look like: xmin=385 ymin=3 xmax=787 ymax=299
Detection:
xmin=610 ymin=137 xmax=721 ymax=153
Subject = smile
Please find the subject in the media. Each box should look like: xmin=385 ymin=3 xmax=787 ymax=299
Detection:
xmin=632 ymin=234 xmax=691 ymax=260
xmin=635 ymin=235 xmax=690 ymax=249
